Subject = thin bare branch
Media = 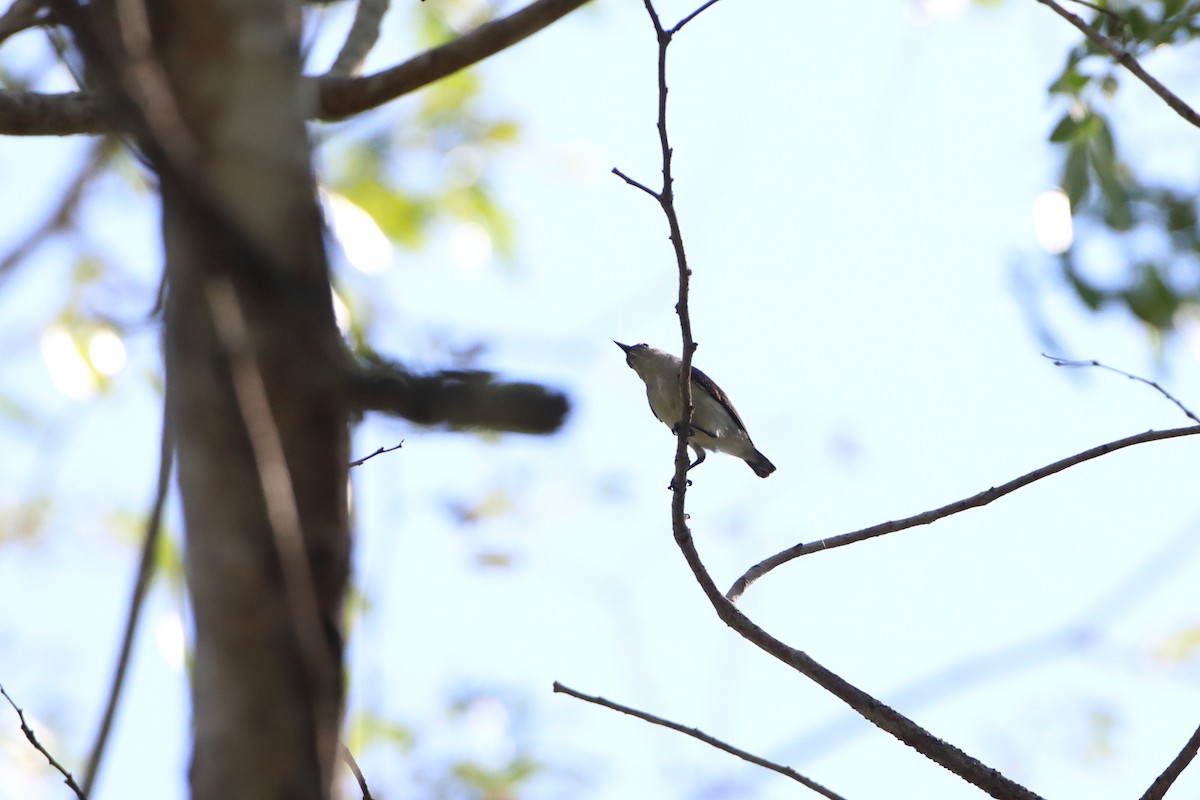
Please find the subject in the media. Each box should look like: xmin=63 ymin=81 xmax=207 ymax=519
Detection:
xmin=349 ymin=440 xmax=403 ymax=468
xmin=1064 ymin=0 xmax=1123 ymax=23
xmin=553 ymin=681 xmax=848 ymax=799
xmin=683 ymin=526 xmax=1044 ymax=798
xmin=728 ymin=424 xmax=1200 ymax=601
xmin=610 ymin=166 xmax=658 ymax=199
xmin=1140 ymin=722 xmax=1200 ymax=800
xmin=317 ymin=0 xmax=590 ymax=121
xmin=1036 ymin=0 xmax=1200 ymax=129
xmin=2 ymin=684 xmax=88 ymax=800
xmin=340 ymin=744 xmax=375 ymax=800
xmin=633 ymin=2 xmax=1041 ymax=796
xmin=1045 ymin=354 xmax=1200 ymax=425
xmin=672 ymin=0 xmax=724 ymax=34
xmin=81 ymin=391 xmax=173 ymax=796
xmin=325 ymin=0 xmax=389 ymax=79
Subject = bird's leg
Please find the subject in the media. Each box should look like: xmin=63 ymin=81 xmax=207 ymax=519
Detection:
xmin=686 ymin=445 xmax=706 ymax=472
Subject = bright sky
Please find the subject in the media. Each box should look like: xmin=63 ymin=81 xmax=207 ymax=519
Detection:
xmin=2 ymin=2 xmax=1200 ymax=799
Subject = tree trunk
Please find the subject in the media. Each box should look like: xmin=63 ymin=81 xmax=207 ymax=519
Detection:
xmin=154 ymin=1 xmax=349 ymax=798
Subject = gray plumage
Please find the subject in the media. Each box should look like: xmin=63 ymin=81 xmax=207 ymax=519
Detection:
xmin=615 ymin=341 xmax=776 ymax=478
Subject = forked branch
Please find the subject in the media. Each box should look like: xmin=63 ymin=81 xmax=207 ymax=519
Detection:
xmin=1036 ymin=0 xmax=1200 ymax=129
xmin=728 ymin=424 xmax=1200 ymax=602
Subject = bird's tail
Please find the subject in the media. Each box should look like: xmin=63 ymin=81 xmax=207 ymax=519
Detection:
xmin=746 ymin=450 xmax=776 ymax=478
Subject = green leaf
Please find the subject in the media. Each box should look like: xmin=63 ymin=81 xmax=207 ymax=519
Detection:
xmin=0 ymin=393 xmax=37 ymax=426
xmin=1063 ymin=259 xmax=1107 ymax=311
xmin=1048 ymin=66 xmax=1090 ymax=96
xmin=346 ymin=709 xmax=415 ymax=752
xmin=342 ymin=178 xmax=434 ymax=248
xmin=1095 ymin=163 xmax=1133 ymax=231
xmin=1165 ymin=196 xmax=1197 ymax=233
xmin=1163 ymin=0 xmax=1187 ymax=20
xmin=1062 ymin=144 xmax=1091 ymax=208
xmin=1125 ymin=6 xmax=1151 ymax=40
xmin=1124 ymin=263 xmax=1180 ymax=330
xmin=1048 ymin=112 xmax=1080 ymax=143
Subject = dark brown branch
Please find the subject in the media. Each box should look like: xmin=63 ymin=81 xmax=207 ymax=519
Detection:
xmin=1 ymin=0 xmax=589 ymax=134
xmin=0 ymin=89 xmax=113 ymax=135
xmin=1140 ymin=722 xmax=1200 ymax=800
xmin=351 ymin=362 xmax=568 ymax=434
xmin=1036 ymin=0 xmax=1200 ymax=129
xmin=678 ymin=530 xmax=1045 ymax=799
xmin=634 ymin=3 xmax=1040 ymax=797
xmin=317 ymin=0 xmax=590 ymax=121
xmin=325 ymin=0 xmax=389 ymax=79
xmin=553 ymin=682 xmax=848 ymax=799
xmin=728 ymin=425 xmax=1200 ymax=601
xmin=1045 ymin=354 xmax=1200 ymax=425
xmin=1 ymin=684 xmax=88 ymax=800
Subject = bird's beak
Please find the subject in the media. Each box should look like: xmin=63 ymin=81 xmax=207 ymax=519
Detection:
xmin=614 ymin=341 xmax=633 ymax=354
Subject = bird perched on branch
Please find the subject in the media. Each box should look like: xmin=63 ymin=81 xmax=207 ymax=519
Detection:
xmin=615 ymin=342 xmax=776 ymax=479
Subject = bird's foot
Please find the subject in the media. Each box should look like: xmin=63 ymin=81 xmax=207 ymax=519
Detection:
xmin=670 ymin=422 xmax=696 ymax=437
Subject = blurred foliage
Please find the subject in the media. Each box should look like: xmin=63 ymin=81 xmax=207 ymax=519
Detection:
xmin=323 ymin=1 xmax=520 ymax=281
xmin=1043 ymin=0 xmax=1200 ymax=345
xmin=343 ymin=691 xmax=557 ymax=800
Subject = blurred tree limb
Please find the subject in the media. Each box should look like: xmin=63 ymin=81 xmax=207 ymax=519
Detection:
xmin=0 ymin=0 xmax=591 ymax=135
xmin=351 ymin=360 xmax=568 ymax=434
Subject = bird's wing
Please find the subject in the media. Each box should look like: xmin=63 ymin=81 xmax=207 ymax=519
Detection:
xmin=690 ymin=366 xmax=747 ymax=432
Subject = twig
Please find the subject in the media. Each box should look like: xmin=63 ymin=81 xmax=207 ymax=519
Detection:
xmin=635 ymin=3 xmax=1045 ymax=797
xmin=616 ymin=0 xmax=727 ymax=504
xmin=325 ymin=0 xmax=389 ymax=79
xmin=81 ymin=388 xmax=174 ymax=796
xmin=1140 ymin=722 xmax=1200 ymax=800
xmin=340 ymin=744 xmax=375 ymax=800
xmin=1044 ymin=354 xmax=1200 ymax=425
xmin=317 ymin=0 xmax=590 ymax=120
xmin=349 ymin=440 xmax=403 ymax=468
xmin=1 ymin=684 xmax=88 ymax=800
xmin=673 ymin=0 xmax=723 ymax=33
xmin=610 ymin=166 xmax=657 ymax=199
xmin=1035 ymin=0 xmax=1200 ymax=129
xmin=1064 ymin=0 xmax=1123 ymax=24
xmin=727 ymin=424 xmax=1200 ymax=601
xmin=553 ymin=682 xmax=848 ymax=799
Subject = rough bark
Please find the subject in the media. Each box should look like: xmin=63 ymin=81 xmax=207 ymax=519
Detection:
xmin=153 ymin=1 xmax=349 ymax=799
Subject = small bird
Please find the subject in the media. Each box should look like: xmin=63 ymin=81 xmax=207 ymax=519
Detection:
xmin=616 ymin=341 xmax=776 ymax=479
